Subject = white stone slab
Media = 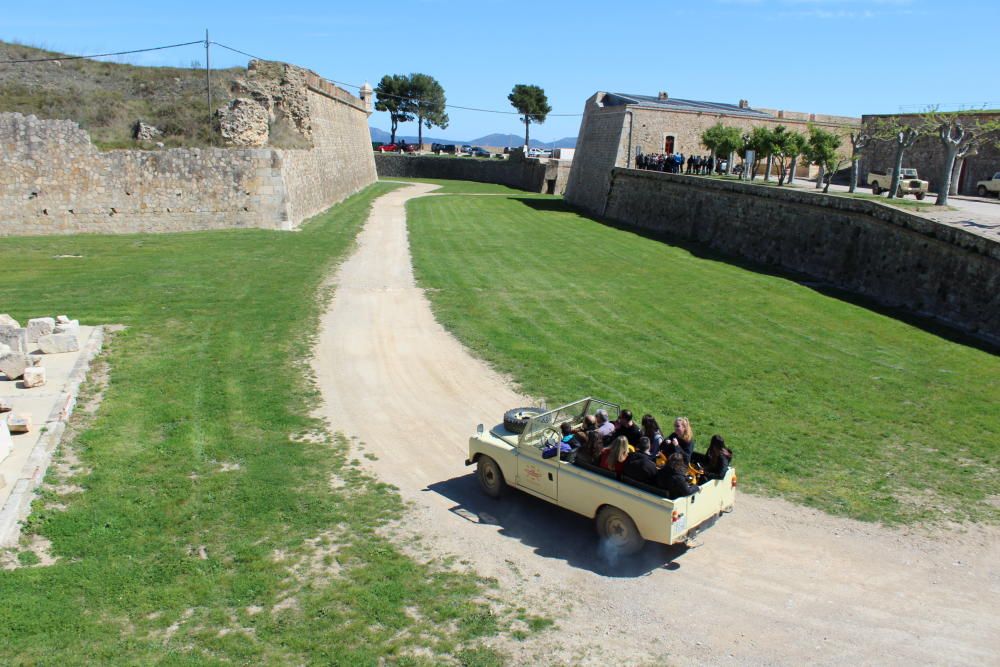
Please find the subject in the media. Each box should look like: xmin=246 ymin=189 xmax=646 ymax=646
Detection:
xmin=38 ymin=333 xmax=79 ymax=354
xmin=26 ymin=317 xmax=55 ymax=343
xmin=0 ymin=352 xmax=28 ymax=380
xmin=22 ymin=367 xmax=46 ymax=388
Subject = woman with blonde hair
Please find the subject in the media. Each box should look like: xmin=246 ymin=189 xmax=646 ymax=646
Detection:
xmin=665 ymin=416 xmax=695 ymax=463
xmin=599 ymin=436 xmax=632 ymax=476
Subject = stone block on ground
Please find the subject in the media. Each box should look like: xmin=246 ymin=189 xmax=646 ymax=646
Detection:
xmin=0 ymin=326 xmax=27 ymax=353
xmin=0 ymin=398 xmax=11 ymax=412
xmin=56 ymin=315 xmax=71 ymax=325
xmin=22 ymin=366 xmax=46 ymax=388
xmin=0 ymin=314 xmax=20 ymax=328
xmin=54 ymin=319 xmax=80 ymax=336
xmin=0 ymin=419 xmax=11 ymax=462
xmin=38 ymin=333 xmax=80 ymax=354
xmin=26 ymin=317 xmax=55 ymax=343
xmin=7 ymin=413 xmax=31 ymax=433
xmin=0 ymin=352 xmax=29 ymax=380
xmin=0 ymin=343 xmax=8 ymax=355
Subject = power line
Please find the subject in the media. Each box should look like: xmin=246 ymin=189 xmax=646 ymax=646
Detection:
xmin=0 ymin=39 xmax=204 ymax=64
xmin=210 ymin=40 xmax=583 ymax=117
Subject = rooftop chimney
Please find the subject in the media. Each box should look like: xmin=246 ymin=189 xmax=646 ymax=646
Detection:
xmin=738 ymin=99 xmax=749 ymax=109
xmin=658 ymin=91 xmax=669 ymax=101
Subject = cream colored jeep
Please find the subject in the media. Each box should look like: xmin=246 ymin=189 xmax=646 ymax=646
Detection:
xmin=868 ymin=168 xmax=929 ymax=199
xmin=466 ymin=397 xmax=736 ymax=556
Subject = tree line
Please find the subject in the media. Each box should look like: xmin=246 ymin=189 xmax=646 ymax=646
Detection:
xmin=700 ymin=112 xmax=1000 ymax=206
xmin=374 ymin=74 xmax=551 ymax=147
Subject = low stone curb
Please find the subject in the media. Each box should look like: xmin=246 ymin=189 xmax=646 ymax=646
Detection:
xmin=0 ymin=326 xmax=105 ymax=548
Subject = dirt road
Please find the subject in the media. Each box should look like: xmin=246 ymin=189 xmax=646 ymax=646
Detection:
xmin=312 ymin=184 xmax=999 ymax=665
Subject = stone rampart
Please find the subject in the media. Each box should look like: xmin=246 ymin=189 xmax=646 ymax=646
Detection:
xmin=0 ymin=77 xmax=376 ymax=235
xmin=598 ymin=169 xmax=1000 ymax=343
xmin=374 ymin=153 xmax=570 ymax=195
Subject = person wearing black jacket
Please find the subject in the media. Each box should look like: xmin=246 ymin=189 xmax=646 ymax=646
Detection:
xmin=610 ymin=409 xmax=643 ymax=447
xmin=692 ymin=434 xmax=732 ymax=480
xmin=665 ymin=416 xmax=696 ymax=463
xmin=622 ymin=437 xmax=658 ymax=484
xmin=655 ymin=452 xmax=700 ymax=499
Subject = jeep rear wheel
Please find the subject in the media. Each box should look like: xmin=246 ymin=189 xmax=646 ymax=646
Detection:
xmin=871 ymin=182 xmax=881 ymax=195
xmin=916 ymin=192 xmax=925 ymax=200
xmin=477 ymin=456 xmax=507 ymax=498
xmin=979 ymin=185 xmax=988 ymax=197
xmin=595 ymin=506 xmax=644 ymax=556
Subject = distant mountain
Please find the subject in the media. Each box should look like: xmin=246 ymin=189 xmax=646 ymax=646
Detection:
xmin=369 ymin=127 xmax=576 ymax=149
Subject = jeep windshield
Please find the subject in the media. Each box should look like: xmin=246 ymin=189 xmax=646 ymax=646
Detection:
xmin=519 ymin=397 xmax=620 ymax=448
xmin=901 ymin=169 xmax=918 ymax=178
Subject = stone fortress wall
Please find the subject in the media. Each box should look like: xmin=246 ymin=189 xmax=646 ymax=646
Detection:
xmin=374 ymin=152 xmax=572 ymax=195
xmin=0 ymin=61 xmax=376 ymax=236
xmin=564 ymin=91 xmax=1000 ymax=343
xmin=599 ymin=168 xmax=1000 ymax=343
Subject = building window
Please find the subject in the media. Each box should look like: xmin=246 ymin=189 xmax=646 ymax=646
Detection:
xmin=664 ymin=135 xmax=675 ymax=153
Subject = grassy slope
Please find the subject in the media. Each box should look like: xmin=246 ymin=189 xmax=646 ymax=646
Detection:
xmin=406 ymin=191 xmax=1000 ymax=525
xmin=0 ymin=184 xmax=507 ymax=665
xmin=0 ymin=41 xmax=239 ymax=149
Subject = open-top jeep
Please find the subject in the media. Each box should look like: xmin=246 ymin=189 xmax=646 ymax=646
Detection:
xmin=868 ymin=168 xmax=929 ymax=199
xmin=466 ymin=398 xmax=736 ymax=555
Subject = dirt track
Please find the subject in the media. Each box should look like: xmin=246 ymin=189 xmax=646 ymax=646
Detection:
xmin=312 ymin=184 xmax=1000 ymax=665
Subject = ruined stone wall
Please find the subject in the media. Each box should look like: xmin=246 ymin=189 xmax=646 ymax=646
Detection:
xmin=374 ymin=153 xmax=569 ymax=194
xmin=0 ymin=112 xmax=286 ymax=235
xmin=859 ymin=112 xmax=1000 ymax=196
xmin=598 ymin=168 xmax=1000 ymax=343
xmin=0 ymin=67 xmax=376 ymax=236
xmin=279 ymin=88 xmax=377 ymax=225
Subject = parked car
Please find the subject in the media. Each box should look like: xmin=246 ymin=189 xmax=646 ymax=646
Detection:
xmin=372 ymin=141 xmax=385 ymax=151
xmin=377 ymin=143 xmax=398 ymax=152
xmin=470 ymin=146 xmax=491 ymax=158
xmin=868 ymin=168 xmax=928 ymax=199
xmin=976 ymin=172 xmax=1000 ymax=197
xmin=461 ymin=144 xmax=473 ymax=154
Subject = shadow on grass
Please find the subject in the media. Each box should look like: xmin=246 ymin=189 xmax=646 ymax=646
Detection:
xmin=425 ymin=473 xmax=687 ymax=577
xmin=512 ymin=197 xmax=999 ymax=355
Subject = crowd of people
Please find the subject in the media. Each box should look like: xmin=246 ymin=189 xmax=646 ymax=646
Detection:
xmin=546 ymin=409 xmax=733 ymax=500
xmin=636 ymin=152 xmax=729 ymax=176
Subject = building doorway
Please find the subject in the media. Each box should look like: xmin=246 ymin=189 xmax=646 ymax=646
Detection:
xmin=664 ymin=135 xmax=675 ymax=154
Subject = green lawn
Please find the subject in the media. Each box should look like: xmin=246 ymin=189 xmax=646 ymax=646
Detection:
xmin=379 ymin=178 xmax=530 ymax=195
xmin=406 ymin=191 xmax=1000 ymax=525
xmin=0 ymin=183 xmax=508 ymax=665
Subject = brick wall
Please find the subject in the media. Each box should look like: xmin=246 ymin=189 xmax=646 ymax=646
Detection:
xmin=0 ymin=78 xmax=376 ymax=236
xmin=599 ymin=168 xmax=1000 ymax=343
xmin=374 ymin=153 xmax=570 ymax=194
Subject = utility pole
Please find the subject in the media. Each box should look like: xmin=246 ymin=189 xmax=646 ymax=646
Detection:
xmin=205 ymin=30 xmax=212 ymax=128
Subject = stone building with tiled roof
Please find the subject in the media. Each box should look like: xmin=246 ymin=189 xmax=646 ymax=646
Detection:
xmin=565 ymin=90 xmax=859 ymax=214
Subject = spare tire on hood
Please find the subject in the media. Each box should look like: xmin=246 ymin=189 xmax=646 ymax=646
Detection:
xmin=503 ymin=406 xmax=546 ymax=434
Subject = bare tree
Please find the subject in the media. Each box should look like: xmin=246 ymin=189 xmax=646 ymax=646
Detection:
xmin=920 ymin=113 xmax=999 ymax=206
xmin=848 ymin=130 xmax=869 ymax=193
xmin=887 ymin=126 xmax=920 ymax=199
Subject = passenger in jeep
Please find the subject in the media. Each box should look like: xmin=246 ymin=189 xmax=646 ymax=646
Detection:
xmin=623 ymin=437 xmax=658 ymax=484
xmin=595 ymin=409 xmax=615 ymax=438
xmin=692 ymin=435 xmax=732 ymax=480
xmin=656 ymin=452 xmax=701 ymax=499
xmin=599 ymin=436 xmax=632 ymax=475
xmin=641 ymin=414 xmax=665 ymax=456
xmin=665 ymin=417 xmax=696 ymax=463
xmin=611 ymin=409 xmax=643 ymax=446
xmin=575 ymin=430 xmax=603 ymax=465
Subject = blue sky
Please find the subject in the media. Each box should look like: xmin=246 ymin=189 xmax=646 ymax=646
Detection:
xmin=3 ymin=0 xmax=996 ymax=141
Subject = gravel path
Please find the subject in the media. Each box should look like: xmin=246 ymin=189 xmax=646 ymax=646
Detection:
xmin=311 ymin=183 xmax=999 ymax=666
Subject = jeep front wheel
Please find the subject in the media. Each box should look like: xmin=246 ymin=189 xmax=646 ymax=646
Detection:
xmin=978 ymin=185 xmax=988 ymax=197
xmin=595 ymin=506 xmax=644 ymax=556
xmin=871 ymin=182 xmax=881 ymax=195
xmin=916 ymin=192 xmax=925 ymax=200
xmin=477 ymin=456 xmax=507 ymax=498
